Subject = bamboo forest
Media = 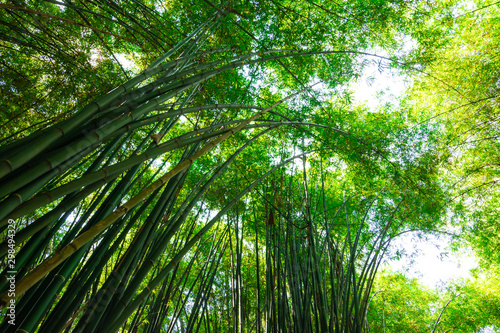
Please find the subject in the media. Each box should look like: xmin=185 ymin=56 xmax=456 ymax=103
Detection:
xmin=1 ymin=0 xmax=500 ymax=332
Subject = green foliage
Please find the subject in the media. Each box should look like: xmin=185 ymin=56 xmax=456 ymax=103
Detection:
xmin=0 ymin=0 xmax=499 ymax=332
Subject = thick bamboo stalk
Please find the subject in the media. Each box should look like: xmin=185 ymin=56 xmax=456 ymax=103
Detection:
xmin=94 ymin=129 xmax=272 ymax=330
xmin=0 ymin=144 xmax=98 ymax=225
xmin=0 ymin=178 xmax=109 ymax=260
xmin=0 ymin=15 xmax=218 ymax=178
xmin=0 ymin=125 xmax=224 ymax=226
xmin=103 ymin=151 xmax=312 ymax=332
xmin=73 ymin=172 xmax=187 ymax=332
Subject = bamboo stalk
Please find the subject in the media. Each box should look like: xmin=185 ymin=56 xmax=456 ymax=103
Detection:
xmin=0 ymin=83 xmax=320 ymax=309
xmin=104 ymin=151 xmax=313 ymax=332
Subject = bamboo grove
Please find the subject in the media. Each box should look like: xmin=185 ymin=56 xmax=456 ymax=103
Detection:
xmin=1 ymin=1 xmax=500 ymax=332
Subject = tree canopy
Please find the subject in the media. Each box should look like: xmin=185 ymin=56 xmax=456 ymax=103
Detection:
xmin=0 ymin=1 xmax=499 ymax=332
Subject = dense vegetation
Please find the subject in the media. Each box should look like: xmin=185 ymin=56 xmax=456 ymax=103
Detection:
xmin=0 ymin=1 xmax=499 ymax=332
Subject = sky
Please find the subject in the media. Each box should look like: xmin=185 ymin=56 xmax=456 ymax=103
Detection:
xmin=386 ymin=233 xmax=478 ymax=288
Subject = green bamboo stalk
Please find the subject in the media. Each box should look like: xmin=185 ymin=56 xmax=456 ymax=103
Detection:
xmin=0 ymin=73 xmax=137 ymax=178
xmin=163 ymin=241 xmax=208 ymax=333
xmin=0 ymin=178 xmax=107 ymax=279
xmin=0 ymin=144 xmax=96 ymax=223
xmin=0 ymin=83 xmax=195 ymax=199
xmin=10 ymin=157 xmax=154 ymax=330
xmin=0 ymin=14 xmax=218 ymax=177
xmin=91 ymin=129 xmax=273 ymax=330
xmin=185 ymin=232 xmax=228 ymax=333
xmin=29 ymin=163 xmax=169 ymax=330
xmin=73 ymin=171 xmax=188 ymax=332
xmin=0 ymin=83 xmax=318 ymax=309
xmin=0 ymin=122 xmax=219 ymax=226
xmin=254 ymin=206 xmax=262 ymax=333
xmin=16 ymin=229 xmax=110 ymax=333
xmin=104 ymin=152 xmax=313 ymax=332
xmin=39 ymin=203 xmax=144 ymax=333
xmin=1 ymin=49 xmax=351 ymax=217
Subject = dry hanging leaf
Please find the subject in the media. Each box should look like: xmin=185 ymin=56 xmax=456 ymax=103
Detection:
xmin=150 ymin=133 xmax=164 ymax=145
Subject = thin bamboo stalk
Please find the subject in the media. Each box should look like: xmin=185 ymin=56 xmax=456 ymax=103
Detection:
xmin=0 ymin=83 xmax=320 ymax=309
xmin=103 ymin=151 xmax=314 ymax=332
